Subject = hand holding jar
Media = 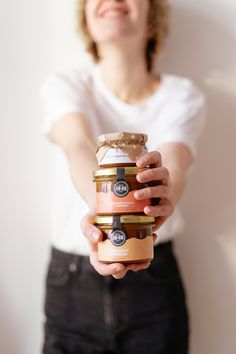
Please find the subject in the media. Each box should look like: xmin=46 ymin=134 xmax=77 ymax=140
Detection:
xmin=81 ymin=149 xmax=174 ymax=279
xmin=135 ymin=151 xmax=175 ymax=231
xmin=80 ymin=212 xmax=154 ymax=279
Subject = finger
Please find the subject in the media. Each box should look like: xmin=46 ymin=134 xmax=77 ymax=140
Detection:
xmin=134 ymin=185 xmax=170 ymax=200
xmin=128 ymin=261 xmax=151 ymax=272
xmin=85 ymin=224 xmax=103 ymax=244
xmin=113 ymin=259 xmax=152 ymax=278
xmin=112 ymin=262 xmax=150 ymax=278
xmin=90 ymin=251 xmax=125 ymax=276
xmin=152 ymin=233 xmax=158 ymax=242
xmin=136 ymin=151 xmax=162 ymax=168
xmin=80 ymin=214 xmax=103 ymax=248
xmin=144 ymin=200 xmax=174 ymax=218
xmin=80 ymin=211 xmax=96 ymax=231
xmin=112 ymin=271 xmax=128 ymax=279
xmin=80 ymin=212 xmax=95 ymax=235
xmin=136 ymin=167 xmax=170 ymax=185
xmin=152 ymin=216 xmax=168 ymax=231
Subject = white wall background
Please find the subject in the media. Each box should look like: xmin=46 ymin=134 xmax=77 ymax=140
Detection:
xmin=0 ymin=1 xmax=235 ymax=354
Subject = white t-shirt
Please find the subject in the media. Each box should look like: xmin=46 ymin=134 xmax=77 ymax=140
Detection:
xmin=40 ymin=65 xmax=205 ymax=256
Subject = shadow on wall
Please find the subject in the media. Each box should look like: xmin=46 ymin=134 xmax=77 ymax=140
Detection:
xmin=160 ymin=4 xmax=236 ymax=354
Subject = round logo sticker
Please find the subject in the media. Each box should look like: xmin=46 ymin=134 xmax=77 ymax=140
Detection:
xmin=109 ymin=230 xmax=126 ymax=246
xmin=113 ymin=181 xmax=129 ymax=197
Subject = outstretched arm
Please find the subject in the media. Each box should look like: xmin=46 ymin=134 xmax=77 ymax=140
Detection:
xmin=49 ymin=112 xmax=97 ymax=209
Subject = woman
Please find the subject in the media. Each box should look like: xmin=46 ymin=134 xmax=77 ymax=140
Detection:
xmin=40 ymin=0 xmax=205 ymax=353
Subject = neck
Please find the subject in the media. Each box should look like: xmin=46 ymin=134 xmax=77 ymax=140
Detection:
xmin=98 ymin=44 xmax=159 ymax=104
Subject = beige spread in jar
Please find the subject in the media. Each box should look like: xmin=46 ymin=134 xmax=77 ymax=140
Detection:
xmin=95 ymin=215 xmax=155 ymax=264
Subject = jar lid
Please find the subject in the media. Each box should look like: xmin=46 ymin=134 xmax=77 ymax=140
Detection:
xmin=93 ymin=167 xmax=147 ymax=178
xmin=97 ymin=132 xmax=148 ymax=147
xmin=95 ymin=215 xmax=155 ymax=224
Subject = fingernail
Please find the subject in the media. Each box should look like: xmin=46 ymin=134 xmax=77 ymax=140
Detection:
xmin=144 ymin=206 xmax=152 ymax=214
xmin=135 ymin=190 xmax=145 ymax=199
xmin=136 ymin=173 xmax=142 ymax=182
xmin=92 ymin=230 xmax=100 ymax=241
xmin=115 ymin=267 xmax=122 ymax=272
xmin=136 ymin=158 xmax=146 ymax=167
xmin=116 ymin=263 xmax=125 ymax=271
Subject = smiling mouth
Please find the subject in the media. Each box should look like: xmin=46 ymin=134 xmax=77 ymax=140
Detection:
xmin=99 ymin=8 xmax=129 ymax=19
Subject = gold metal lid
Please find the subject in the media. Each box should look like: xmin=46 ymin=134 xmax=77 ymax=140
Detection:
xmin=93 ymin=167 xmax=147 ymax=178
xmin=97 ymin=132 xmax=148 ymax=147
xmin=95 ymin=215 xmax=155 ymax=224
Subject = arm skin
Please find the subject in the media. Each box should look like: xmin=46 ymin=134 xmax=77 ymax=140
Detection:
xmin=50 ymin=112 xmax=192 ymax=279
xmin=49 ymin=112 xmax=98 ymax=210
xmin=157 ymin=142 xmax=192 ymax=207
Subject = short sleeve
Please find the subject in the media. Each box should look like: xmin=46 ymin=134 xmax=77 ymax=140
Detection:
xmin=154 ymin=78 xmax=206 ymax=161
xmin=39 ymin=71 xmax=87 ymax=140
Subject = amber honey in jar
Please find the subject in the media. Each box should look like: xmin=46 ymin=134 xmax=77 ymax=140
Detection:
xmin=96 ymin=132 xmax=148 ymax=167
xmin=93 ymin=167 xmax=151 ymax=215
xmin=95 ymin=215 xmax=155 ymax=263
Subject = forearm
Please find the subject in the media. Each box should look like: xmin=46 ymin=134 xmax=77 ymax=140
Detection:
xmin=157 ymin=143 xmax=191 ymax=207
xmin=65 ymin=143 xmax=97 ymax=210
xmin=50 ymin=112 xmax=99 ymax=209
xmin=168 ymin=166 xmax=187 ymax=207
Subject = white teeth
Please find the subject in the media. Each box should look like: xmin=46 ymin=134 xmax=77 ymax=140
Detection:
xmin=104 ymin=13 xmax=123 ymax=18
xmin=102 ymin=9 xmax=126 ymax=18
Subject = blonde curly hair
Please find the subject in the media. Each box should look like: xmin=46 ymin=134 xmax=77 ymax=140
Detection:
xmin=77 ymin=0 xmax=170 ymax=72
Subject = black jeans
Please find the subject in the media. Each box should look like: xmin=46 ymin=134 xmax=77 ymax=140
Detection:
xmin=43 ymin=242 xmax=189 ymax=354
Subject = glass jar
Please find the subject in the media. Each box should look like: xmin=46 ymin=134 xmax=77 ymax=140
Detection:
xmin=95 ymin=215 xmax=155 ymax=263
xmin=93 ymin=167 xmax=151 ymax=215
xmin=96 ymin=132 xmax=148 ymax=167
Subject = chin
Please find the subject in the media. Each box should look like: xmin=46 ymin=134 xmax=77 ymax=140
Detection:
xmin=94 ymin=26 xmax=132 ymax=43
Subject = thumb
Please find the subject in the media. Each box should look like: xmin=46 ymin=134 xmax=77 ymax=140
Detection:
xmin=80 ymin=213 xmax=103 ymax=249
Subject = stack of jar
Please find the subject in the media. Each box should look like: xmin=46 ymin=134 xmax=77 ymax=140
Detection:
xmin=93 ymin=132 xmax=155 ymax=264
